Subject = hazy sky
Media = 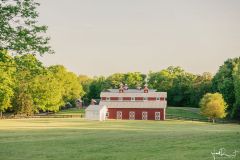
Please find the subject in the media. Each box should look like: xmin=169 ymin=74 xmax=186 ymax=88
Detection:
xmin=37 ymin=0 xmax=240 ymax=76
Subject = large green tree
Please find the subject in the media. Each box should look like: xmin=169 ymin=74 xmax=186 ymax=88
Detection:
xmin=30 ymin=72 xmax=64 ymax=112
xmin=12 ymin=86 xmax=34 ymax=116
xmin=78 ymin=75 xmax=93 ymax=105
xmin=12 ymin=54 xmax=64 ymax=114
xmin=49 ymin=65 xmax=85 ymax=107
xmin=79 ymin=75 xmax=93 ymax=93
xmin=0 ymin=0 xmax=53 ymax=55
xmin=232 ymin=63 xmax=240 ymax=119
xmin=148 ymin=66 xmax=184 ymax=92
xmin=13 ymin=54 xmax=45 ymax=114
xmin=0 ymin=50 xmax=15 ymax=118
xmin=87 ymin=76 xmax=108 ymax=101
xmin=106 ymin=73 xmax=125 ymax=89
xmin=190 ymin=72 xmax=213 ymax=107
xmin=200 ymin=93 xmax=227 ymax=123
xmin=148 ymin=66 xmax=198 ymax=107
xmin=168 ymin=72 xmax=196 ymax=107
xmin=125 ymin=72 xmax=146 ymax=88
xmin=106 ymin=72 xmax=146 ymax=89
xmin=212 ymin=58 xmax=240 ymax=118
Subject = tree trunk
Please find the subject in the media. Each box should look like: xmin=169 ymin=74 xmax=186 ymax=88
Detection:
xmin=0 ymin=111 xmax=2 ymax=119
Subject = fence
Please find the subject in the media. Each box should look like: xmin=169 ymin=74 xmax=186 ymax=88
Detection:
xmin=2 ymin=113 xmax=238 ymax=124
xmin=166 ymin=114 xmax=238 ymax=124
xmin=2 ymin=114 xmax=85 ymax=119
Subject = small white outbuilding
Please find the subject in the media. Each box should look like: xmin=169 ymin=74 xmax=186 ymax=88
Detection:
xmin=85 ymin=105 xmax=107 ymax=121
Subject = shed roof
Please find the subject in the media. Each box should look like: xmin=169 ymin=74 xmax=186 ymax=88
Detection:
xmin=85 ymin=105 xmax=107 ymax=111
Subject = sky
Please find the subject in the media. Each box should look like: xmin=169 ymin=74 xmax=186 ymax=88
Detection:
xmin=37 ymin=0 xmax=240 ymax=76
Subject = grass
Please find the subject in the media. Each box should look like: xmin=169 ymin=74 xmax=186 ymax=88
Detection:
xmin=167 ymin=106 xmax=208 ymax=120
xmin=0 ymin=118 xmax=240 ymax=160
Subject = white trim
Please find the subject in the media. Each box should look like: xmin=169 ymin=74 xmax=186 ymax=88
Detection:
xmin=118 ymin=97 xmax=123 ymax=101
xmin=164 ymin=108 xmax=166 ymax=120
xmin=100 ymin=101 xmax=167 ymax=109
xmin=101 ymin=92 xmax=167 ymax=98
xmin=143 ymin=97 xmax=148 ymax=101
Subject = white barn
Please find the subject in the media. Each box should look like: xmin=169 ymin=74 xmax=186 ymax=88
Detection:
xmin=85 ymin=105 xmax=107 ymax=121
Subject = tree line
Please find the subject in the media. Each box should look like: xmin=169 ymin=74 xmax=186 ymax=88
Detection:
xmin=79 ymin=58 xmax=240 ymax=120
xmin=0 ymin=51 xmax=84 ymax=117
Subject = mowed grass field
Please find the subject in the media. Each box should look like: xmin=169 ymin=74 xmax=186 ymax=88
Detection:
xmin=0 ymin=118 xmax=240 ymax=160
xmin=166 ymin=107 xmax=208 ymax=120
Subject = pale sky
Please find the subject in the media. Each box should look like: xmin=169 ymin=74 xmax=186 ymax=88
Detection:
xmin=37 ymin=0 xmax=240 ymax=76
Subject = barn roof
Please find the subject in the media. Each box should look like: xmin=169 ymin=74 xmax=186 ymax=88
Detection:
xmin=103 ymin=89 xmax=157 ymax=93
xmin=101 ymin=89 xmax=167 ymax=97
xmin=99 ymin=101 xmax=167 ymax=109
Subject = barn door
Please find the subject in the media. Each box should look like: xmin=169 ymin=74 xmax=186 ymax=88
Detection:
xmin=155 ymin=112 xmax=161 ymax=121
xmin=129 ymin=111 xmax=135 ymax=120
xmin=117 ymin=111 xmax=122 ymax=120
xmin=142 ymin=112 xmax=148 ymax=120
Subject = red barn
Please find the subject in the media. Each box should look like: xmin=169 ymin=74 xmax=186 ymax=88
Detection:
xmin=99 ymin=84 xmax=167 ymax=121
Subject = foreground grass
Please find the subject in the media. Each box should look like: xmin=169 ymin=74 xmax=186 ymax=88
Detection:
xmin=0 ymin=118 xmax=239 ymax=160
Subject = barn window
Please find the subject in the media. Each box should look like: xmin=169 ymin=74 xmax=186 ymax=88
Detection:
xmin=129 ymin=111 xmax=135 ymax=120
xmin=117 ymin=111 xmax=122 ymax=120
xmin=106 ymin=97 xmax=110 ymax=101
xmin=156 ymin=97 xmax=160 ymax=101
xmin=131 ymin=97 xmax=135 ymax=101
xmin=155 ymin=112 xmax=161 ymax=120
xmin=142 ymin=112 xmax=148 ymax=120
xmin=143 ymin=97 xmax=148 ymax=101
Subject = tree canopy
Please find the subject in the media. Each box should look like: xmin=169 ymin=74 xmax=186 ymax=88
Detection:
xmin=200 ymin=93 xmax=227 ymax=123
xmin=212 ymin=57 xmax=240 ymax=119
xmin=0 ymin=52 xmax=84 ymax=116
xmin=148 ymin=67 xmax=212 ymax=107
xmin=0 ymin=0 xmax=53 ymax=55
xmin=0 ymin=50 xmax=15 ymax=117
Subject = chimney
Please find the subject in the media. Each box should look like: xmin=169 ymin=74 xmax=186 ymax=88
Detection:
xmin=119 ymin=83 xmax=124 ymax=93
xmin=143 ymin=84 xmax=149 ymax=93
xmin=123 ymin=84 xmax=128 ymax=90
xmin=136 ymin=84 xmax=142 ymax=90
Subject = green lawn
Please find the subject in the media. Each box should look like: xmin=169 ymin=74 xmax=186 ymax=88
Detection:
xmin=0 ymin=118 xmax=239 ymax=160
xmin=167 ymin=107 xmax=208 ymax=120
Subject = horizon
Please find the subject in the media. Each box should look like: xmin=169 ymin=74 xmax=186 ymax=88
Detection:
xmin=37 ymin=56 xmax=224 ymax=77
xmin=37 ymin=0 xmax=240 ymax=76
